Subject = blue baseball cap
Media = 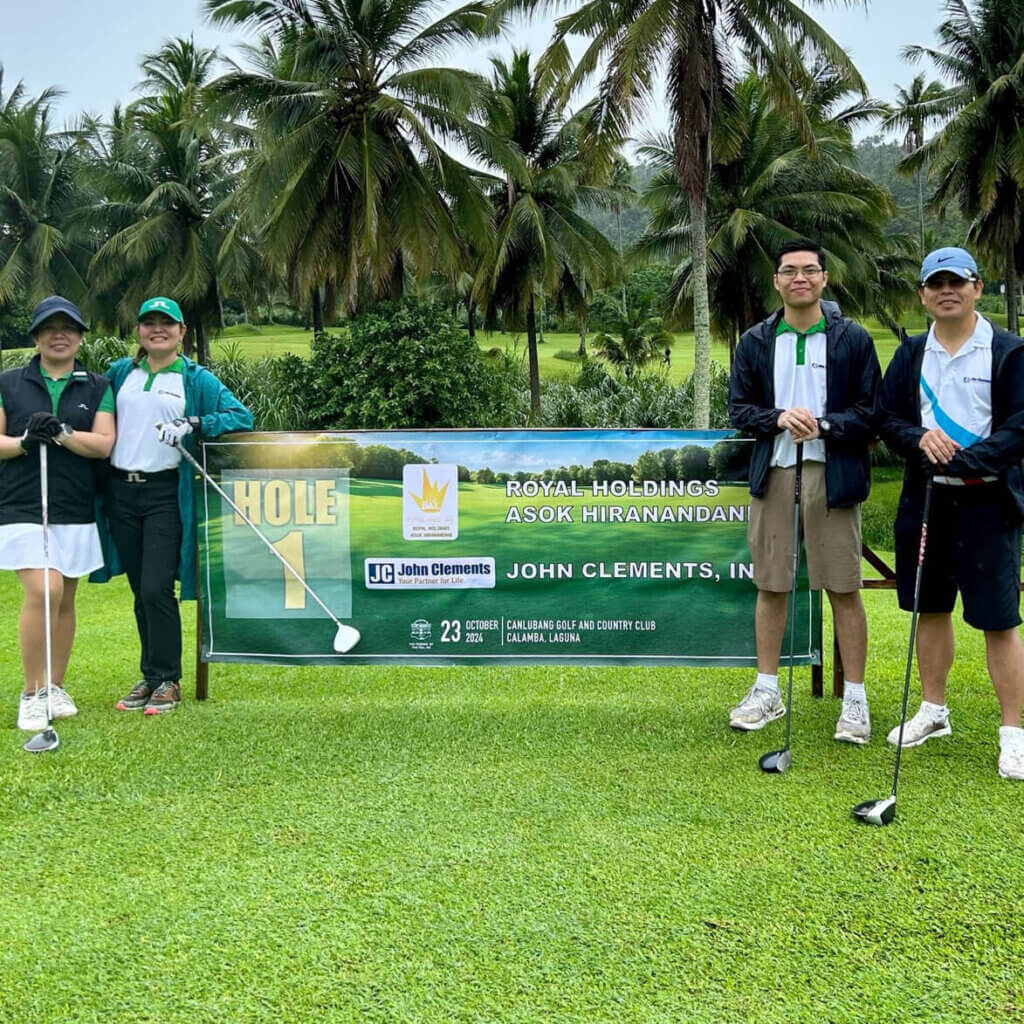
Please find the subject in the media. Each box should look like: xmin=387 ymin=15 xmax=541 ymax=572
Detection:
xmin=920 ymin=247 xmax=979 ymax=284
xmin=28 ymin=295 xmax=88 ymax=335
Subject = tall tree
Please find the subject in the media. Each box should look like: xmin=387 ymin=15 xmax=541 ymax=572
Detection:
xmin=636 ymin=68 xmax=912 ymax=355
xmin=536 ymin=0 xmax=867 ymax=427
xmin=470 ymin=50 xmax=618 ymax=417
xmin=0 ymin=68 xmax=89 ymax=305
xmin=881 ymin=73 xmax=948 ymax=258
xmin=82 ymin=39 xmax=257 ymax=362
xmin=205 ymin=0 xmax=503 ymax=317
xmin=902 ymin=0 xmax=1024 ymax=333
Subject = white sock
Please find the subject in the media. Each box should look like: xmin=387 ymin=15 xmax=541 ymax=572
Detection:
xmin=755 ymin=673 xmax=779 ymax=694
xmin=999 ymin=726 xmax=1024 ymax=752
xmin=922 ymin=700 xmax=948 ymax=720
xmin=844 ymin=682 xmax=866 ymax=704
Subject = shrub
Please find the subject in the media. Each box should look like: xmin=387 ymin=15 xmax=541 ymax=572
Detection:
xmin=302 ymin=300 xmax=522 ymax=429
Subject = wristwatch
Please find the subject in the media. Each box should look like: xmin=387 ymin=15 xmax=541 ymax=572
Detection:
xmin=817 ymin=417 xmax=832 ymax=436
xmin=54 ymin=423 xmax=73 ymax=446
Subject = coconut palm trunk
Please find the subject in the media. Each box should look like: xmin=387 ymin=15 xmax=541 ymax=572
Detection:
xmin=526 ymin=293 xmax=541 ymax=418
xmin=1007 ymin=237 xmax=1020 ymax=337
xmin=689 ymin=192 xmax=712 ymax=428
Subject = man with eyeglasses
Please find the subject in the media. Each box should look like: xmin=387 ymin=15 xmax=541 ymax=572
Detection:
xmin=879 ymin=246 xmax=1024 ymax=780
xmin=729 ymin=239 xmax=880 ymax=743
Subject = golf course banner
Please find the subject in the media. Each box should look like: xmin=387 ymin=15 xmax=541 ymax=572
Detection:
xmin=196 ymin=430 xmax=821 ymax=666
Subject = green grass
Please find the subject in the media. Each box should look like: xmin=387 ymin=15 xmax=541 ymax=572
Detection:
xmin=210 ymin=316 xmax=979 ymax=380
xmin=215 ymin=323 xmax=313 ymax=358
xmin=2 ymin=571 xmax=1023 ymax=1022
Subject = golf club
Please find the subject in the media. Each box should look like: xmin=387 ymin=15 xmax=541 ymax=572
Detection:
xmin=852 ymin=476 xmax=934 ymax=826
xmin=169 ymin=434 xmax=360 ymax=653
xmin=24 ymin=444 xmax=59 ymax=753
xmin=759 ymin=442 xmax=803 ymax=774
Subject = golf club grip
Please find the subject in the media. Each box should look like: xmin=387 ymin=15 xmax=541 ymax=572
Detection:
xmin=793 ymin=441 xmax=803 ymax=503
xmin=174 ymin=440 xmax=342 ymax=627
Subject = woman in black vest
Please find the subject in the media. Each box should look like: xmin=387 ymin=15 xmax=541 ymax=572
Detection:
xmin=0 ymin=297 xmax=115 ymax=733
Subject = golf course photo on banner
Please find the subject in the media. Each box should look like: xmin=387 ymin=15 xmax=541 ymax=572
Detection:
xmin=196 ymin=430 xmax=821 ymax=666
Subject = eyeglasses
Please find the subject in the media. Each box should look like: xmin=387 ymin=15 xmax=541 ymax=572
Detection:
xmin=776 ymin=266 xmax=824 ymax=280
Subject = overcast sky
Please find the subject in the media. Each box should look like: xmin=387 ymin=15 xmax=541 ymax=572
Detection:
xmin=1 ymin=1 xmax=950 ymax=136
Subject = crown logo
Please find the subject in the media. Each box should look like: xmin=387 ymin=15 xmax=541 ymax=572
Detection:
xmin=411 ymin=469 xmax=449 ymax=513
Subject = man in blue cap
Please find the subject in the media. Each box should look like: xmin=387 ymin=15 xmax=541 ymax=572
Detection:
xmin=880 ymin=246 xmax=1024 ymax=780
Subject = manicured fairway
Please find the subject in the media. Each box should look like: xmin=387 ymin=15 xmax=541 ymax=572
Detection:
xmin=2 ymin=570 xmax=1022 ymax=1023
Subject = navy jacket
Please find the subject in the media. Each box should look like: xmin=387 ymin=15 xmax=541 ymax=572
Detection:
xmin=728 ymin=301 xmax=880 ymax=508
xmin=879 ymin=321 xmax=1024 ymax=520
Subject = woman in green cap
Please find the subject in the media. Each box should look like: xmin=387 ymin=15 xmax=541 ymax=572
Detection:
xmin=96 ymin=297 xmax=252 ymax=714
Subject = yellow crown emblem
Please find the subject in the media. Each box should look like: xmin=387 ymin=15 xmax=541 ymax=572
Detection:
xmin=411 ymin=469 xmax=449 ymax=513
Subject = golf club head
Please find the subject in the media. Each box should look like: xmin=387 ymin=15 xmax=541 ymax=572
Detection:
xmin=23 ymin=727 xmax=59 ymax=754
xmin=758 ymin=748 xmax=791 ymax=774
xmin=333 ymin=623 xmax=361 ymax=654
xmin=852 ymin=796 xmax=896 ymax=826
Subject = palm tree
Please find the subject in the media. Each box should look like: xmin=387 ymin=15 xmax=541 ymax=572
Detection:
xmin=536 ymin=0 xmax=866 ymax=427
xmin=901 ymin=0 xmax=1024 ymax=333
xmin=635 ymin=68 xmax=912 ymax=356
xmin=882 ymin=73 xmax=948 ymax=258
xmin=470 ymin=50 xmax=619 ymax=417
xmin=81 ymin=39 xmax=258 ymax=362
xmin=204 ymin=0 xmax=504 ymax=319
xmin=592 ymin=295 xmax=672 ymax=376
xmin=0 ymin=68 xmax=90 ymax=305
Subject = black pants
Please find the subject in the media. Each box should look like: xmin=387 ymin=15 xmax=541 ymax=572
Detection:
xmin=105 ymin=476 xmax=183 ymax=682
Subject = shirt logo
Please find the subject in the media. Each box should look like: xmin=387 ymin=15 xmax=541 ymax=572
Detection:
xmin=77 ymin=403 xmax=89 ymax=410
xmin=962 ymin=376 xmax=990 ymax=384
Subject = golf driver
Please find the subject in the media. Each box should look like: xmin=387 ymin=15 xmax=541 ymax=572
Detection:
xmin=169 ymin=434 xmax=360 ymax=653
xmin=759 ymin=442 xmax=803 ymax=774
xmin=24 ymin=444 xmax=59 ymax=753
xmin=853 ymin=476 xmax=934 ymax=826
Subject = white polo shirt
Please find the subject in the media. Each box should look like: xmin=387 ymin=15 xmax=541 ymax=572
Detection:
xmin=771 ymin=316 xmax=827 ymax=468
xmin=920 ymin=315 xmax=995 ymax=485
xmin=111 ymin=357 xmax=186 ymax=472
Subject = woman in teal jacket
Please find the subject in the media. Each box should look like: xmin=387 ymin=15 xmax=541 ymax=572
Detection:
xmin=93 ymin=297 xmax=253 ymax=714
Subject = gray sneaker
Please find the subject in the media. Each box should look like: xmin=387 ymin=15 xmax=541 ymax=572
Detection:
xmin=835 ymin=699 xmax=871 ymax=745
xmin=886 ymin=706 xmax=952 ymax=748
xmin=729 ymin=685 xmax=785 ymax=731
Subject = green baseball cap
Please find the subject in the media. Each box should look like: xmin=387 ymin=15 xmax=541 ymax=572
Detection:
xmin=138 ymin=296 xmax=185 ymax=323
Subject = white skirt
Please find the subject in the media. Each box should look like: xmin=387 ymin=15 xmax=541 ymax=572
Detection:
xmin=0 ymin=522 xmax=104 ymax=577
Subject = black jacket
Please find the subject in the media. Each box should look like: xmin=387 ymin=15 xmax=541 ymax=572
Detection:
xmin=879 ymin=321 xmax=1024 ymax=520
xmin=0 ymin=357 xmax=110 ymax=525
xmin=728 ymin=301 xmax=880 ymax=508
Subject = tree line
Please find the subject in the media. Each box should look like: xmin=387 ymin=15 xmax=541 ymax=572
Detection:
xmin=1 ymin=0 xmax=1022 ymax=425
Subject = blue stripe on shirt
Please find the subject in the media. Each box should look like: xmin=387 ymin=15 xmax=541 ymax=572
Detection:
xmin=920 ymin=375 xmax=983 ymax=447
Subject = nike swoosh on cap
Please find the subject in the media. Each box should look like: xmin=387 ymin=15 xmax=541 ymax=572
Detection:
xmin=936 ymin=256 xmax=953 ymax=263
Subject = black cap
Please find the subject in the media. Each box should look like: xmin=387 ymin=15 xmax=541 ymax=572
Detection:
xmin=28 ymin=296 xmax=89 ymax=335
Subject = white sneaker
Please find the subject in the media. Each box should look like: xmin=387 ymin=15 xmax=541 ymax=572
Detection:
xmin=998 ymin=745 xmax=1024 ymax=781
xmin=729 ymin=685 xmax=785 ymax=731
xmin=886 ymin=705 xmax=952 ymax=748
xmin=17 ymin=691 xmax=48 ymax=732
xmin=835 ymin=699 xmax=871 ymax=744
xmin=46 ymin=685 xmax=78 ymax=719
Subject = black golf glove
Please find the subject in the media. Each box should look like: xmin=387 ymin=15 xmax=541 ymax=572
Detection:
xmin=24 ymin=411 xmax=71 ymax=444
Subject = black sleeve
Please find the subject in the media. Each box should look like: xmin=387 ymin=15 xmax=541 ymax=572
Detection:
xmin=879 ymin=342 xmax=926 ymax=458
xmin=944 ymin=346 xmax=1024 ymax=477
xmin=728 ymin=332 xmax=782 ymax=438
xmin=821 ymin=325 xmax=880 ymax=446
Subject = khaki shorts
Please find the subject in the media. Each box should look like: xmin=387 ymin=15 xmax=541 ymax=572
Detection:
xmin=748 ymin=462 xmax=862 ymax=593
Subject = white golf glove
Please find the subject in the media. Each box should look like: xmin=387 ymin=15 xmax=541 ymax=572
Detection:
xmin=157 ymin=417 xmax=199 ymax=447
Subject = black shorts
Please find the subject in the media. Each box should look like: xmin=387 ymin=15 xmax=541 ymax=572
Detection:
xmin=894 ymin=483 xmax=1022 ymax=631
